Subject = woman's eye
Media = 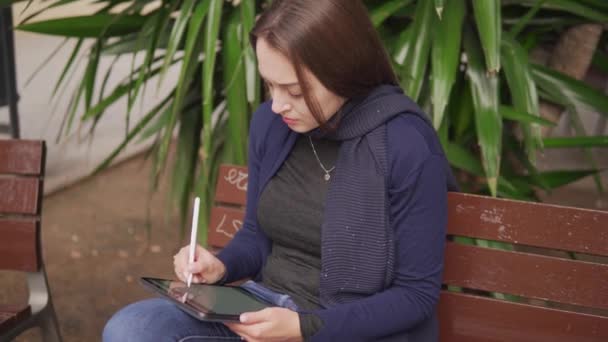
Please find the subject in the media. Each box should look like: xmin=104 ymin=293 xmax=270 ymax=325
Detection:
xmin=289 ymin=92 xmax=303 ymax=98
xmin=264 ymin=84 xmax=274 ymax=98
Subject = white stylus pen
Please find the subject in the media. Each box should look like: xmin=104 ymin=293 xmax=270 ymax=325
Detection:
xmin=186 ymin=197 xmax=200 ymax=288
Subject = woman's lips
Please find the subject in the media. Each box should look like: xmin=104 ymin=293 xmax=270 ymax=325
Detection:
xmin=282 ymin=117 xmax=297 ymax=125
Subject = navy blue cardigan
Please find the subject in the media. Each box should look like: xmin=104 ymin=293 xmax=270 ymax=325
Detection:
xmin=217 ymin=93 xmax=451 ymax=341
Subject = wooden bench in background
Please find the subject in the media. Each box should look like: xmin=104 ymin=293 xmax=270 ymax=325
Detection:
xmin=0 ymin=140 xmax=62 ymax=341
xmin=208 ymin=164 xmax=608 ymax=341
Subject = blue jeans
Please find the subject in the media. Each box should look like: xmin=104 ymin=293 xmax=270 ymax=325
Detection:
xmin=103 ymin=281 xmax=299 ymax=342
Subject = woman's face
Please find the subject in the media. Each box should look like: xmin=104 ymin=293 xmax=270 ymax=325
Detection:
xmin=256 ymin=37 xmax=346 ymax=133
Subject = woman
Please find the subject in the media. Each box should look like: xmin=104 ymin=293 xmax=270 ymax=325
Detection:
xmin=103 ymin=0 xmax=457 ymax=341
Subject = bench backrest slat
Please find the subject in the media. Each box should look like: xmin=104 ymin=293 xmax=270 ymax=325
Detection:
xmin=448 ymin=192 xmax=608 ymax=256
xmin=439 ymin=291 xmax=608 ymax=342
xmin=214 ymin=164 xmax=247 ymax=206
xmin=443 ymin=241 xmax=608 ymax=310
xmin=0 ymin=140 xmax=45 ymax=272
xmin=208 ymin=165 xmax=248 ymax=247
xmin=209 ymin=206 xmax=245 ymax=248
xmin=443 ymin=192 xmax=608 ymax=340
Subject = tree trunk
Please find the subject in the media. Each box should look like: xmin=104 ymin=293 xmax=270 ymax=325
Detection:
xmin=539 ymin=24 xmax=604 ymax=136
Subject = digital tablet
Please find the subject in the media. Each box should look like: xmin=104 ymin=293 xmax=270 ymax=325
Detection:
xmin=140 ymin=277 xmax=271 ymax=322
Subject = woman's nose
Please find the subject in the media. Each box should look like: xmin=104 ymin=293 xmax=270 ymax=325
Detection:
xmin=271 ymin=97 xmax=290 ymax=114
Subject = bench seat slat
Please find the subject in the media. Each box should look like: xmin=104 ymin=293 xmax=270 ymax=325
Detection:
xmin=439 ymin=291 xmax=608 ymax=342
xmin=0 ymin=178 xmax=40 ymax=215
xmin=447 ymin=193 xmax=608 ymax=256
xmin=443 ymin=242 xmax=608 ymax=310
xmin=0 ymin=305 xmax=32 ymax=335
xmin=0 ymin=218 xmax=40 ymax=272
xmin=0 ymin=140 xmax=43 ymax=175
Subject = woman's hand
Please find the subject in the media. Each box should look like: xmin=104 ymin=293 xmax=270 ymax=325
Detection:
xmin=173 ymin=244 xmax=226 ymax=284
xmin=225 ymin=307 xmax=303 ymax=342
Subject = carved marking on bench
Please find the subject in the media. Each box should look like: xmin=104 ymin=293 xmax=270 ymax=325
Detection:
xmin=215 ymin=213 xmax=243 ymax=238
xmin=224 ymin=168 xmax=248 ymax=192
xmin=497 ymin=225 xmax=509 ymax=240
xmin=480 ymin=208 xmax=505 ymax=225
xmin=454 ymin=204 xmax=475 ymax=213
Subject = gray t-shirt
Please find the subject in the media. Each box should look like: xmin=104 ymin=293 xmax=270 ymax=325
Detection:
xmin=258 ymin=134 xmax=340 ymax=310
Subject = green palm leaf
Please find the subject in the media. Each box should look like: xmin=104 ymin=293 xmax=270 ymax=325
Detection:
xmin=240 ymin=0 xmax=260 ymax=110
xmin=431 ymin=0 xmax=465 ymax=129
xmin=510 ymin=0 xmax=608 ymax=23
xmin=93 ymin=90 xmax=174 ymax=175
xmin=172 ymin=104 xmax=202 ymax=233
xmin=464 ymin=26 xmax=502 ymax=196
xmin=370 ymin=0 xmax=413 ymax=27
xmin=501 ymin=36 xmax=543 ymax=157
xmin=159 ymin=0 xmax=196 ymax=87
xmin=499 ymin=105 xmax=556 ymax=126
xmin=195 ymin=0 xmax=224 ymax=245
xmin=526 ymin=169 xmax=602 ymax=190
xmin=434 ymin=0 xmax=444 ymax=19
xmin=543 ymin=136 xmax=608 ymax=148
xmin=156 ymin=0 xmax=209 ymax=179
xmin=400 ymin=0 xmax=434 ymax=101
xmin=532 ymin=64 xmax=608 ymax=116
xmin=17 ymin=14 xmax=146 ymax=37
xmin=472 ymin=0 xmax=501 ymax=73
xmin=223 ymin=11 xmax=248 ymax=165
xmin=12 ymin=0 xmax=608 ymax=234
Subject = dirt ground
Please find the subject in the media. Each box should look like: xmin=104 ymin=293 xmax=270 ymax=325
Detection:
xmin=2 ymin=151 xmax=184 ymax=342
xmin=1 ymin=149 xmax=606 ymax=341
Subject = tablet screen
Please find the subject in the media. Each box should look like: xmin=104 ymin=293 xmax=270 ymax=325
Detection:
xmin=141 ymin=277 xmax=270 ymax=318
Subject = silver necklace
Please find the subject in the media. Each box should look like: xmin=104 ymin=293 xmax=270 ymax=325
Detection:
xmin=308 ymin=136 xmax=335 ymax=181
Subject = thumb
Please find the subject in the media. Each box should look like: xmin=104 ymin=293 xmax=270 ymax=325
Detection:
xmin=240 ymin=308 xmax=273 ymax=324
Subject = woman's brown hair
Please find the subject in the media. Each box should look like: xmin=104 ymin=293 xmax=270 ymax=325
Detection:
xmin=250 ymin=0 xmax=399 ymax=127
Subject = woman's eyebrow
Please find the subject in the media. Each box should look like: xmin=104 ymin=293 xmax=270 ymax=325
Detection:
xmin=260 ymin=74 xmax=299 ymax=87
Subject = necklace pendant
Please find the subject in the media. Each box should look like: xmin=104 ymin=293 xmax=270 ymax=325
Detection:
xmin=324 ymin=173 xmax=331 ymax=181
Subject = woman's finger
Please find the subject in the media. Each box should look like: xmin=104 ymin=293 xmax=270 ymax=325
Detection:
xmin=175 ymin=266 xmax=186 ymax=282
xmin=174 ymin=245 xmax=194 ymax=282
xmin=224 ymin=323 xmax=252 ymax=341
xmin=188 ymin=261 xmax=205 ymax=274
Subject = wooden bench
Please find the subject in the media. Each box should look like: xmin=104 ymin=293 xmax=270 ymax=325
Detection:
xmin=0 ymin=140 xmax=62 ymax=341
xmin=207 ymin=164 xmax=608 ymax=341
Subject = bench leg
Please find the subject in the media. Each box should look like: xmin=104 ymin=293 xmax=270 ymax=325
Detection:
xmin=26 ymin=269 xmax=63 ymax=341
xmin=39 ymin=303 xmax=62 ymax=342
